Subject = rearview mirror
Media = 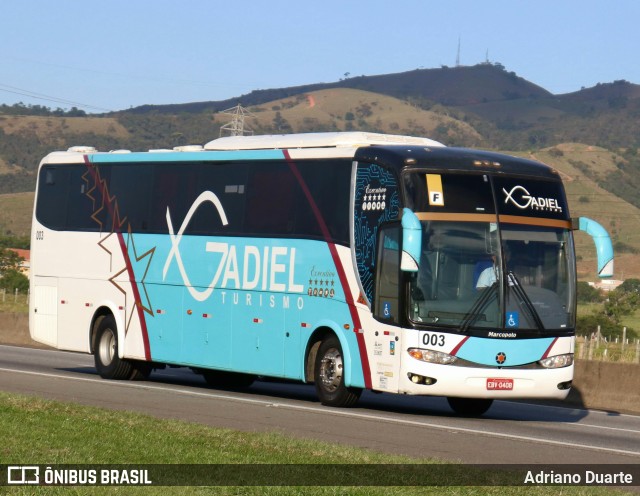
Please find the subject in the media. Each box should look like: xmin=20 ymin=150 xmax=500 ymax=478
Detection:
xmin=572 ymin=217 xmax=614 ymax=278
xmin=401 ymin=208 xmax=422 ymax=272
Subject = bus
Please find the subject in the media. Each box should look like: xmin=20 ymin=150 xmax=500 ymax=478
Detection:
xmin=29 ymin=132 xmax=614 ymax=415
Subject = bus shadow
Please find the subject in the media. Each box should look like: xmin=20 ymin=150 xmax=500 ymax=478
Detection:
xmin=60 ymin=366 xmax=592 ymax=422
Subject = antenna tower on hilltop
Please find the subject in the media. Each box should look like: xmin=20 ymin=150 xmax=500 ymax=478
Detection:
xmin=456 ymin=37 xmax=461 ymax=67
xmin=219 ymin=104 xmax=254 ymax=137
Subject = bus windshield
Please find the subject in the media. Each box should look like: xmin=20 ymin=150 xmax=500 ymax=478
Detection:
xmin=404 ymin=172 xmax=576 ymax=333
xmin=409 ymin=221 xmax=575 ymax=332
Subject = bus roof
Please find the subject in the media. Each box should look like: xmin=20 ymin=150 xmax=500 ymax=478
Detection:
xmin=355 ymin=145 xmax=560 ymax=179
xmin=41 ymin=132 xmax=445 ymax=163
xmin=204 ymin=132 xmax=445 ymax=151
xmin=40 ymin=132 xmax=556 ymax=178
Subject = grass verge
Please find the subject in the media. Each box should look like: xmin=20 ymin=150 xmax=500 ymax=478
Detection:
xmin=0 ymin=391 xmax=624 ymax=495
xmin=0 ymin=299 xmax=28 ymax=314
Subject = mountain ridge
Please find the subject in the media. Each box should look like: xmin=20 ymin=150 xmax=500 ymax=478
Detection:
xmin=125 ymin=63 xmax=638 ymax=116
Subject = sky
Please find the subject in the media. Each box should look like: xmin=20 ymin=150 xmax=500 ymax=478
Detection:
xmin=1 ymin=0 xmax=639 ymax=113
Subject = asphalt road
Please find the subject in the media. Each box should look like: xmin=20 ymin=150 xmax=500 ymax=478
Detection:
xmin=1 ymin=344 xmax=640 ymax=466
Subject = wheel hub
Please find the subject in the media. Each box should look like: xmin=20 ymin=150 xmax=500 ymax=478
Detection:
xmin=98 ymin=329 xmax=115 ymax=366
xmin=319 ymin=348 xmax=343 ymax=392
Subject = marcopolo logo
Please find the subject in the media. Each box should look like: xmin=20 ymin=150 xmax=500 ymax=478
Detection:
xmin=502 ymin=185 xmax=563 ymax=213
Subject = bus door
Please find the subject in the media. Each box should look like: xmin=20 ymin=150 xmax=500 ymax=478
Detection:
xmin=372 ymin=224 xmax=403 ymax=392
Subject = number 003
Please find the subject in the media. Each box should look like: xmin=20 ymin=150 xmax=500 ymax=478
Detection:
xmin=422 ymin=333 xmax=445 ymax=347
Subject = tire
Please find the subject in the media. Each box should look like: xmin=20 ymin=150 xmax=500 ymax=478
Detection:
xmin=314 ymin=335 xmax=361 ymax=407
xmin=447 ymin=397 xmax=493 ymax=416
xmin=202 ymin=370 xmax=255 ymax=389
xmin=129 ymin=360 xmax=153 ymax=381
xmin=94 ymin=315 xmax=138 ymax=380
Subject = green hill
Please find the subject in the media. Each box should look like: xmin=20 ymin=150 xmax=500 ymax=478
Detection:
xmin=1 ymin=140 xmax=639 ymax=280
xmin=123 ymin=64 xmax=640 ymax=151
xmin=236 ymin=88 xmax=482 ymax=146
xmin=511 ymin=144 xmax=640 ymax=280
xmin=2 ymin=62 xmax=640 ymax=280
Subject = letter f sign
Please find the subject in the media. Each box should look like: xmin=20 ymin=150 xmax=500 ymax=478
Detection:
xmin=426 ymin=174 xmax=445 ymax=206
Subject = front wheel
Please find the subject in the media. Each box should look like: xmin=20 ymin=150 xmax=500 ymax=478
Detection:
xmin=314 ymin=335 xmax=361 ymax=407
xmin=447 ymin=397 xmax=493 ymax=416
xmin=94 ymin=315 xmax=143 ymax=380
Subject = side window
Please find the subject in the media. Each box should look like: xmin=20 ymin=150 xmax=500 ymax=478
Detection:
xmin=296 ymin=160 xmax=351 ymax=244
xmin=374 ymin=224 xmax=401 ymax=325
xmin=109 ymin=164 xmax=153 ymax=232
xmin=36 ymin=165 xmax=97 ymax=231
xmin=245 ymin=162 xmax=296 ymax=235
xmin=192 ymin=162 xmax=248 ymax=235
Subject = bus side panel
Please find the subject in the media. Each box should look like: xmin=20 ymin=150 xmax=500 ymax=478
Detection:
xmin=230 ymin=295 xmax=286 ymax=377
xmin=31 ymin=229 xmax=103 ymax=353
xmin=56 ymin=276 xmax=98 ymax=353
xmin=178 ymin=284 xmax=232 ymax=370
xmin=31 ymin=228 xmax=146 ymax=358
xmin=30 ymin=277 xmax=58 ymax=348
xmin=125 ymin=233 xmax=367 ymax=385
xmin=356 ymin=311 xmax=402 ymax=393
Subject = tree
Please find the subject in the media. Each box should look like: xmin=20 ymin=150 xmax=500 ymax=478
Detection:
xmin=618 ymin=278 xmax=640 ymax=294
xmin=603 ymin=288 xmax=639 ymax=323
xmin=0 ymin=269 xmax=28 ymax=292
xmin=576 ymin=313 xmax=621 ymax=340
xmin=0 ymin=247 xmax=23 ymax=274
xmin=577 ymin=281 xmax=602 ymax=303
xmin=272 ymin=112 xmax=292 ymax=133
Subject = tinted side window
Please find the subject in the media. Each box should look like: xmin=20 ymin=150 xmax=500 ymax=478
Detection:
xmin=245 ymin=162 xmax=297 ymax=235
xmin=110 ymin=164 xmax=153 ymax=231
xmin=188 ymin=162 xmax=247 ymax=235
xmin=36 ymin=159 xmax=352 ymax=246
xmin=36 ymin=165 xmax=97 ymax=231
xmin=296 ymin=160 xmax=351 ymax=244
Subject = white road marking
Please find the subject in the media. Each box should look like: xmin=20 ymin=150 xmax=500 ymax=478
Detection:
xmin=1 ymin=365 xmax=639 ymax=458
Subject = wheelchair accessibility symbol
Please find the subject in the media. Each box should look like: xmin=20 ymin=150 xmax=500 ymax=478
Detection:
xmin=506 ymin=312 xmax=519 ymax=328
xmin=383 ymin=302 xmax=392 ymax=319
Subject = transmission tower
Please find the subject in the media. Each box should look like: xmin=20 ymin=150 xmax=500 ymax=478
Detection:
xmin=218 ymin=104 xmax=254 ymax=137
xmin=456 ymin=37 xmax=461 ymax=67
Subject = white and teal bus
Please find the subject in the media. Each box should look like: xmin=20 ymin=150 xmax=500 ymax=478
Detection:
xmin=29 ymin=132 xmax=613 ymax=415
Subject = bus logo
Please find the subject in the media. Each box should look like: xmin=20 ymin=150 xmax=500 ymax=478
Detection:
xmin=163 ymin=191 xmax=305 ymax=302
xmin=163 ymin=191 xmax=229 ymax=302
xmin=496 ymin=352 xmax=507 ymax=365
xmin=502 ymin=185 xmax=562 ymax=213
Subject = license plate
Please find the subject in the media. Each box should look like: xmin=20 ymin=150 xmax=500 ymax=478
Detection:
xmin=486 ymin=378 xmax=514 ymax=391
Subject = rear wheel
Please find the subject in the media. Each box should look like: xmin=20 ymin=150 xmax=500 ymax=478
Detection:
xmin=94 ymin=315 xmax=147 ymax=380
xmin=314 ymin=335 xmax=361 ymax=407
xmin=447 ymin=397 xmax=493 ymax=416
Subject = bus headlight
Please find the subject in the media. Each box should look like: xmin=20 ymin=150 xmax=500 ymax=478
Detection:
xmin=408 ymin=348 xmax=457 ymax=365
xmin=539 ymin=353 xmax=574 ymax=369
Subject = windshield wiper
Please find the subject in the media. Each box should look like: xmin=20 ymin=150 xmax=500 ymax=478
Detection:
xmin=461 ymin=282 xmax=498 ymax=333
xmin=507 ymin=271 xmax=545 ymax=331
